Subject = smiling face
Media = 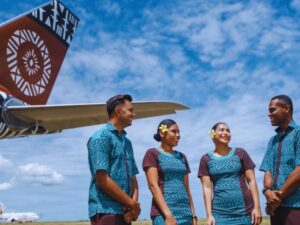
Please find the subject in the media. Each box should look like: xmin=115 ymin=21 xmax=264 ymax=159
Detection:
xmin=160 ymin=123 xmax=180 ymax=147
xmin=213 ymin=123 xmax=231 ymax=145
xmin=115 ymin=99 xmax=135 ymax=127
xmin=268 ymin=99 xmax=290 ymax=127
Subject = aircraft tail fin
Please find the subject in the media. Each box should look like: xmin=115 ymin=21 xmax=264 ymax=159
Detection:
xmin=0 ymin=0 xmax=79 ymax=105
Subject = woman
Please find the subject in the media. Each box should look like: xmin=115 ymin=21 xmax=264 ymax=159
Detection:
xmin=198 ymin=122 xmax=262 ymax=225
xmin=143 ymin=119 xmax=197 ymax=225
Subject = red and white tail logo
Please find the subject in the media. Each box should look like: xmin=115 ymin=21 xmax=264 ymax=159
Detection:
xmin=0 ymin=0 xmax=79 ymax=105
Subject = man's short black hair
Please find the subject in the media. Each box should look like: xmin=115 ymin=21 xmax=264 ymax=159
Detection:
xmin=271 ymin=95 xmax=293 ymax=116
xmin=106 ymin=94 xmax=132 ymax=118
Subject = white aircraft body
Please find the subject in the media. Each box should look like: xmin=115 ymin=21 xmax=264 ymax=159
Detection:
xmin=0 ymin=203 xmax=39 ymax=223
xmin=0 ymin=212 xmax=39 ymax=223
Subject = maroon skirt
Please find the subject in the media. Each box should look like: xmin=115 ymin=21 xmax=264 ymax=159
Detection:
xmin=90 ymin=213 xmax=131 ymax=225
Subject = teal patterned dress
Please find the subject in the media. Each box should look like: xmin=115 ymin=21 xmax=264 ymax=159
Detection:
xmin=143 ymin=148 xmax=192 ymax=225
xmin=198 ymin=148 xmax=255 ymax=225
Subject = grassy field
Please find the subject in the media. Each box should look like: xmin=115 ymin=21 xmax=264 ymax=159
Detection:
xmin=0 ymin=217 xmax=271 ymax=225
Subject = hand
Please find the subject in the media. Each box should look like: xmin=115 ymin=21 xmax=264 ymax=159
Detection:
xmin=251 ymin=207 xmax=262 ymax=225
xmin=274 ymin=190 xmax=283 ymax=200
xmin=192 ymin=217 xmax=198 ymax=225
xmin=128 ymin=199 xmax=141 ymax=220
xmin=264 ymin=189 xmax=281 ymax=210
xmin=265 ymin=205 xmax=275 ymax=216
xmin=165 ymin=214 xmax=177 ymax=225
xmin=206 ymin=215 xmax=215 ymax=225
xmin=123 ymin=211 xmax=134 ymax=223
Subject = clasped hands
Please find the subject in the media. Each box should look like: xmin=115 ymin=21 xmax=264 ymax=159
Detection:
xmin=123 ymin=200 xmax=141 ymax=223
xmin=265 ymin=190 xmax=283 ymax=216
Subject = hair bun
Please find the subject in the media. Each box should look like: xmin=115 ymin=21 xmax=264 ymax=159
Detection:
xmin=153 ymin=133 xmax=161 ymax=142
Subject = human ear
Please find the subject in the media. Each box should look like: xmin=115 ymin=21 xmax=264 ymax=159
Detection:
xmin=283 ymin=104 xmax=290 ymax=114
xmin=114 ymin=106 xmax=122 ymax=117
xmin=159 ymin=130 xmax=164 ymax=139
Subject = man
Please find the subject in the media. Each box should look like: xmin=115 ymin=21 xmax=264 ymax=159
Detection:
xmin=260 ymin=95 xmax=300 ymax=225
xmin=88 ymin=94 xmax=140 ymax=225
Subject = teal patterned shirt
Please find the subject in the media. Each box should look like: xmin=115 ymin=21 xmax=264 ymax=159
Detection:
xmin=87 ymin=122 xmax=139 ymax=218
xmin=260 ymin=120 xmax=300 ymax=207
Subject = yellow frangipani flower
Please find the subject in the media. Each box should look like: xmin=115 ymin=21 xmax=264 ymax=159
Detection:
xmin=159 ymin=124 xmax=169 ymax=133
xmin=209 ymin=129 xmax=216 ymax=139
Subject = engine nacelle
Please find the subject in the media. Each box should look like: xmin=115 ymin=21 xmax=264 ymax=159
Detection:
xmin=0 ymin=91 xmax=35 ymax=130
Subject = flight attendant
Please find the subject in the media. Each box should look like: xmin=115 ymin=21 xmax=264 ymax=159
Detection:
xmin=143 ymin=119 xmax=197 ymax=225
xmin=198 ymin=122 xmax=262 ymax=225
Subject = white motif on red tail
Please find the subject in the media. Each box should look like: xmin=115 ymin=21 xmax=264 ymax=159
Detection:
xmin=6 ymin=29 xmax=51 ymax=97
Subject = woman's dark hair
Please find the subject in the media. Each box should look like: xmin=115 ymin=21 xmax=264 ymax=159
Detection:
xmin=211 ymin=122 xmax=228 ymax=131
xmin=153 ymin=119 xmax=176 ymax=142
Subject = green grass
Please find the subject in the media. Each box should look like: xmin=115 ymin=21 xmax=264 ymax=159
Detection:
xmin=0 ymin=217 xmax=271 ymax=225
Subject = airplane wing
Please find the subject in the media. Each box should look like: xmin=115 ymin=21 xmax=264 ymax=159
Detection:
xmin=6 ymin=102 xmax=189 ymax=132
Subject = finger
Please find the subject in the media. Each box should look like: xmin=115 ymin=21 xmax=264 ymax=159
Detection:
xmin=259 ymin=216 xmax=263 ymax=224
xmin=255 ymin=216 xmax=260 ymax=225
xmin=274 ymin=190 xmax=282 ymax=195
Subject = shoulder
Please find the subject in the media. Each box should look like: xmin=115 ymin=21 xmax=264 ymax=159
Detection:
xmin=293 ymin=123 xmax=300 ymax=134
xmin=268 ymin=135 xmax=276 ymax=144
xmin=176 ymin=150 xmax=187 ymax=158
xmin=88 ymin=126 xmax=111 ymax=146
xmin=92 ymin=126 xmax=111 ymax=139
xmin=234 ymin=147 xmax=251 ymax=157
xmin=142 ymin=148 xmax=160 ymax=168
xmin=125 ymin=136 xmax=132 ymax=145
xmin=200 ymin=153 xmax=211 ymax=162
xmin=235 ymin=147 xmax=247 ymax=154
xmin=145 ymin=148 xmax=160 ymax=157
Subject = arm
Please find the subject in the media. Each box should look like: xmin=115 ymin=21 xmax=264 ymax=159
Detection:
xmin=277 ymin=166 xmax=300 ymax=199
xmin=95 ymin=170 xmax=139 ymax=213
xmin=145 ymin=167 xmax=177 ymax=225
xmin=132 ymin=175 xmax=139 ymax=202
xmin=123 ymin=175 xmax=140 ymax=222
xmin=263 ymin=172 xmax=281 ymax=214
xmin=200 ymin=176 xmax=215 ymax=225
xmin=245 ymin=169 xmax=262 ymax=225
xmin=183 ymin=174 xmax=197 ymax=225
xmin=278 ymin=131 xmax=300 ymax=199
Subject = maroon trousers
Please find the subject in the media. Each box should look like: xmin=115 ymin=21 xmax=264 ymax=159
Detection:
xmin=90 ymin=214 xmax=131 ymax=225
xmin=270 ymin=207 xmax=300 ymax=225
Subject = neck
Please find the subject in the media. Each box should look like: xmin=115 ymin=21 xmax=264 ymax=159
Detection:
xmin=279 ymin=118 xmax=292 ymax=133
xmin=160 ymin=143 xmax=174 ymax=153
xmin=214 ymin=143 xmax=230 ymax=155
xmin=109 ymin=118 xmax=125 ymax=134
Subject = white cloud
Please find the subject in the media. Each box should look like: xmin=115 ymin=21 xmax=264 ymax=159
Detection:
xmin=17 ymin=163 xmax=63 ymax=185
xmin=0 ymin=180 xmax=14 ymax=191
xmin=0 ymin=155 xmax=13 ymax=172
xmin=99 ymin=0 xmax=121 ymax=16
xmin=291 ymin=0 xmax=300 ymax=11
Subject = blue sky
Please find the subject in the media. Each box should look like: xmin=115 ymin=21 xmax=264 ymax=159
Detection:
xmin=1 ymin=0 xmax=300 ymax=222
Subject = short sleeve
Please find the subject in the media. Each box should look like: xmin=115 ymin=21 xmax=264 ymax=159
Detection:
xmin=260 ymin=138 xmax=273 ymax=173
xmin=181 ymin=153 xmax=191 ymax=174
xmin=142 ymin=149 xmax=159 ymax=171
xmin=236 ymin=148 xmax=255 ymax=171
xmin=197 ymin=154 xmax=210 ymax=177
xmin=87 ymin=134 xmax=111 ymax=176
xmin=127 ymin=140 xmax=139 ymax=176
xmin=295 ymin=129 xmax=300 ymax=166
